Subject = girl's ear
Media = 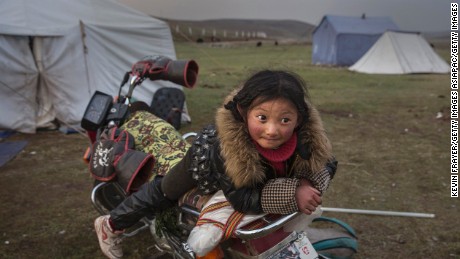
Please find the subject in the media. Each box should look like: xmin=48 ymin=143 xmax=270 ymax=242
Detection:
xmin=295 ymin=114 xmax=302 ymax=130
xmin=296 ymin=113 xmax=302 ymax=127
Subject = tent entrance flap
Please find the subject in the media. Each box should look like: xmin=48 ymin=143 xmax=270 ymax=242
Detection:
xmin=33 ymin=36 xmax=56 ymax=129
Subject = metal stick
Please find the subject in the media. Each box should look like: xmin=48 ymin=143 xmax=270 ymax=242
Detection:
xmin=322 ymin=207 xmax=435 ymax=218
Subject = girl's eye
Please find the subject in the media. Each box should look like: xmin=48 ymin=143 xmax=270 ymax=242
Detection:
xmin=256 ymin=115 xmax=266 ymax=121
xmin=281 ymin=118 xmax=291 ymax=123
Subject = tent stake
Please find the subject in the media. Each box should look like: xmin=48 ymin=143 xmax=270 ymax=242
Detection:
xmin=322 ymin=207 xmax=435 ymax=218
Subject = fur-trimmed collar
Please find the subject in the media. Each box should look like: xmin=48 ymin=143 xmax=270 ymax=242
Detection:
xmin=215 ymin=89 xmax=333 ymax=188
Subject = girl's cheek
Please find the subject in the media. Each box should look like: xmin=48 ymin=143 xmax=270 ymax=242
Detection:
xmin=280 ymin=127 xmax=295 ymax=139
xmin=248 ymin=122 xmax=264 ymax=137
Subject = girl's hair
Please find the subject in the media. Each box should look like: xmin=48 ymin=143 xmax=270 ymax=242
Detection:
xmin=225 ymin=70 xmax=310 ymax=126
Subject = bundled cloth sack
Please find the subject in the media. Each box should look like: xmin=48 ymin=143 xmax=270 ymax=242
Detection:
xmin=187 ymin=190 xmax=267 ymax=256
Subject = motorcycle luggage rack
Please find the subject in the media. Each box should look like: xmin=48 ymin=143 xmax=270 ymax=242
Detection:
xmin=234 ymin=212 xmax=300 ymax=240
xmin=178 ymin=204 xmax=301 ymax=241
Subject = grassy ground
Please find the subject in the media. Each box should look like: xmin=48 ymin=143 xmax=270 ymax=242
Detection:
xmin=0 ymin=40 xmax=457 ymax=258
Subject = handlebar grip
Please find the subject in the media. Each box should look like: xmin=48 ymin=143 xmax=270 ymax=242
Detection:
xmin=166 ymin=59 xmax=199 ymax=88
xmin=131 ymin=56 xmax=199 ymax=88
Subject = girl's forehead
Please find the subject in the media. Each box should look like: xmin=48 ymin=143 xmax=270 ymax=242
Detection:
xmin=253 ymin=96 xmax=293 ymax=104
xmin=251 ymin=97 xmax=297 ymax=111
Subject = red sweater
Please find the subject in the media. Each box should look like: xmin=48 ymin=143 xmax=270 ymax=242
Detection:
xmin=254 ymin=133 xmax=297 ymax=176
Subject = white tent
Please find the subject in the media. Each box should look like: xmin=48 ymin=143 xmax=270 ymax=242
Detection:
xmin=349 ymin=31 xmax=449 ymax=75
xmin=0 ymin=0 xmax=184 ymax=133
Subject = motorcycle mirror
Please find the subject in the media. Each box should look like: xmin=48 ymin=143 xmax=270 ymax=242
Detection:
xmin=120 ymin=71 xmax=130 ymax=87
xmin=118 ymin=71 xmax=131 ymax=98
xmin=126 ymin=75 xmax=142 ymax=99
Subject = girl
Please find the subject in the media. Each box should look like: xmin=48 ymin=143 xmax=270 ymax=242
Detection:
xmin=94 ymin=69 xmax=337 ymax=258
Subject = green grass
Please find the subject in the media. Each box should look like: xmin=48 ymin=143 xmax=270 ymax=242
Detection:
xmin=0 ymin=40 xmax=456 ymax=258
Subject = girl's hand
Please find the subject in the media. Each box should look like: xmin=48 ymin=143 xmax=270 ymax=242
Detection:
xmin=295 ymin=179 xmax=322 ymax=215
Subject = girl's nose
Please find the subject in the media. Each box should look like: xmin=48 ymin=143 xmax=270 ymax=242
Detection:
xmin=265 ymin=122 xmax=278 ymax=136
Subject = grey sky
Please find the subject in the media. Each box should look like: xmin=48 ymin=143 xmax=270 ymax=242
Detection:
xmin=120 ymin=0 xmax=452 ymax=32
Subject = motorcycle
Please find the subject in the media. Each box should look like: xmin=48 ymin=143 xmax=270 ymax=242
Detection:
xmin=81 ymin=55 xmax=328 ymax=259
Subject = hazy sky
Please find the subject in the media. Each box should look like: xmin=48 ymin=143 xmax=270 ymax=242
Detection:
xmin=120 ymin=0 xmax=452 ymax=32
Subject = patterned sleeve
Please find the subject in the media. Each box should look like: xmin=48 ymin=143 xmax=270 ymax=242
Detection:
xmin=298 ymin=167 xmax=331 ymax=194
xmin=260 ymin=178 xmax=300 ymax=214
xmin=297 ymin=159 xmax=338 ymax=194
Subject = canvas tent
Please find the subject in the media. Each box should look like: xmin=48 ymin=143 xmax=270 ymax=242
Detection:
xmin=312 ymin=15 xmax=399 ymax=66
xmin=349 ymin=31 xmax=449 ymax=74
xmin=0 ymin=0 xmax=185 ymax=133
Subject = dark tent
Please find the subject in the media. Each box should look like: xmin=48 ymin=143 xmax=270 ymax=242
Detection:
xmin=311 ymin=15 xmax=399 ymax=66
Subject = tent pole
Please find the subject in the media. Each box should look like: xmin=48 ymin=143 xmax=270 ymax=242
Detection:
xmin=80 ymin=20 xmax=91 ymax=94
xmin=322 ymin=207 xmax=435 ymax=218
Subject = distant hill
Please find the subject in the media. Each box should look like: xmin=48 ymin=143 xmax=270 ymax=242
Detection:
xmin=154 ymin=17 xmax=449 ymax=45
xmin=156 ymin=18 xmax=316 ymax=42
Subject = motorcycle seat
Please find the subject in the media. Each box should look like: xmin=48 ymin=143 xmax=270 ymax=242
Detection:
xmin=150 ymin=87 xmax=185 ymax=130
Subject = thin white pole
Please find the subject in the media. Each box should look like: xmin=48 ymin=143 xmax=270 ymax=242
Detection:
xmin=322 ymin=207 xmax=435 ymax=218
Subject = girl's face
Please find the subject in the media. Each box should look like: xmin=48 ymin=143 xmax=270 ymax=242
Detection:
xmin=246 ymin=97 xmax=299 ymax=149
